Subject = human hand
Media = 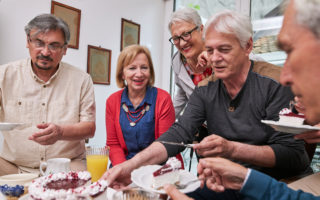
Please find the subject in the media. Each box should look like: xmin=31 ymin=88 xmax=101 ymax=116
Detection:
xmin=294 ymin=127 xmax=320 ymax=143
xmin=193 ymin=134 xmax=235 ymax=158
xmin=164 ymin=184 xmax=194 ymax=200
xmin=100 ymin=162 xmax=132 ymax=189
xmin=197 ymin=157 xmax=247 ymax=192
xmin=196 ymin=51 xmax=211 ymax=72
xmin=29 ymin=123 xmax=63 ymax=145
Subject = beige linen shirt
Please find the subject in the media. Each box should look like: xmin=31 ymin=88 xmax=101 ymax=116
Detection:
xmin=0 ymin=58 xmax=95 ymax=171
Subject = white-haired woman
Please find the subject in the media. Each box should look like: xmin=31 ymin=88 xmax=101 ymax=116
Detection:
xmin=168 ymin=8 xmax=212 ymax=118
xmin=168 ymin=8 xmax=212 ymax=152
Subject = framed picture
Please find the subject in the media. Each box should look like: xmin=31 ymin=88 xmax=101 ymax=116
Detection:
xmin=51 ymin=1 xmax=81 ymax=49
xmin=120 ymin=18 xmax=140 ymax=51
xmin=87 ymin=45 xmax=112 ymax=85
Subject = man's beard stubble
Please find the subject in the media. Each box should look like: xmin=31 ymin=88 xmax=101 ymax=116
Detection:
xmin=35 ymin=54 xmax=53 ymax=71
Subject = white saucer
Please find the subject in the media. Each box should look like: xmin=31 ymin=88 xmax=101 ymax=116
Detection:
xmin=131 ymin=165 xmax=200 ymax=194
xmin=0 ymin=123 xmax=25 ymax=131
xmin=0 ymin=173 xmax=38 ymax=186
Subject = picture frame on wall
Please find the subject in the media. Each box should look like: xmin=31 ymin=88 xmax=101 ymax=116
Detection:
xmin=120 ymin=18 xmax=140 ymax=51
xmin=87 ymin=45 xmax=112 ymax=85
xmin=51 ymin=1 xmax=81 ymax=49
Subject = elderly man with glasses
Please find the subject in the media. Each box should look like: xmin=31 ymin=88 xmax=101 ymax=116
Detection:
xmin=0 ymin=14 xmax=96 ymax=175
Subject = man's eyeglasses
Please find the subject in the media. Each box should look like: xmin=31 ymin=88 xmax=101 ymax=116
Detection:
xmin=28 ymin=36 xmax=66 ymax=52
xmin=169 ymin=26 xmax=199 ymax=45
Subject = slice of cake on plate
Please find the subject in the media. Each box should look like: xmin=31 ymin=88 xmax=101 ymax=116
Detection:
xmin=279 ymin=108 xmax=305 ymax=125
xmin=152 ymin=157 xmax=181 ymax=189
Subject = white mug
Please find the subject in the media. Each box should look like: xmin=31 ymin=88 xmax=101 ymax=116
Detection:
xmin=40 ymin=158 xmax=71 ymax=176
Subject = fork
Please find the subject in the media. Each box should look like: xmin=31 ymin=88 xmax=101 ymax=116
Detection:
xmin=175 ymin=177 xmax=205 ymax=189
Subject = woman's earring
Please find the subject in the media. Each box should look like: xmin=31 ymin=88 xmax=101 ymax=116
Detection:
xmin=124 ymin=79 xmax=127 ymax=86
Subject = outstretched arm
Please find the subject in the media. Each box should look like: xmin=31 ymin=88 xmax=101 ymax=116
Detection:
xmin=101 ymin=142 xmax=168 ymax=188
xmin=198 ymin=157 xmax=320 ymax=200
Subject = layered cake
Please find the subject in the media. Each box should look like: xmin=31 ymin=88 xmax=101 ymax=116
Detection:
xmin=279 ymin=108 xmax=305 ymax=125
xmin=28 ymin=171 xmax=108 ymax=200
xmin=152 ymin=157 xmax=181 ymax=189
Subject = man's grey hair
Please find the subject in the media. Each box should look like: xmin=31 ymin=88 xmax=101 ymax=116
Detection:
xmin=294 ymin=0 xmax=320 ymax=38
xmin=24 ymin=14 xmax=70 ymax=44
xmin=203 ymin=10 xmax=253 ymax=49
xmin=168 ymin=7 xmax=202 ymax=31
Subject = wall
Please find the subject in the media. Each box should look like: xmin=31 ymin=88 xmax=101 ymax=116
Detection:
xmin=0 ymin=0 xmax=174 ymax=146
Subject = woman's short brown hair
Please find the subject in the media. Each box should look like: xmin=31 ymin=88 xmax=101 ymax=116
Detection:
xmin=116 ymin=45 xmax=155 ymax=88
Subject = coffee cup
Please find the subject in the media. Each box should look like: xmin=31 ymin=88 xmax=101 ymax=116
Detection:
xmin=40 ymin=158 xmax=71 ymax=176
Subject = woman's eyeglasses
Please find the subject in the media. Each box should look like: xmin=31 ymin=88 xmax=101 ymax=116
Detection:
xmin=169 ymin=26 xmax=199 ymax=45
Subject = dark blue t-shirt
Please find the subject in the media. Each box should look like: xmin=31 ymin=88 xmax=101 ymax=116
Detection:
xmin=158 ymin=62 xmax=309 ymax=179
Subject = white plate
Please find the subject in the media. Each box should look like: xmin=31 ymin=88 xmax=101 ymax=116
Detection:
xmin=19 ymin=188 xmax=111 ymax=200
xmin=131 ymin=165 xmax=200 ymax=194
xmin=0 ymin=123 xmax=24 ymax=131
xmin=261 ymin=120 xmax=320 ymax=134
xmin=0 ymin=173 xmax=38 ymax=186
xmin=18 ymin=194 xmax=30 ymax=200
xmin=0 ymin=193 xmax=5 ymax=200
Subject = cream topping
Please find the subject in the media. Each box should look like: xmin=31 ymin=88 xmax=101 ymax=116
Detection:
xmin=166 ymin=157 xmax=181 ymax=170
xmin=29 ymin=171 xmax=107 ymax=200
xmin=279 ymin=108 xmax=291 ymax=115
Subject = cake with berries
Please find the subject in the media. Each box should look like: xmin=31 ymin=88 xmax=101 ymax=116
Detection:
xmin=279 ymin=108 xmax=305 ymax=125
xmin=28 ymin=171 xmax=108 ymax=200
xmin=152 ymin=157 xmax=181 ymax=189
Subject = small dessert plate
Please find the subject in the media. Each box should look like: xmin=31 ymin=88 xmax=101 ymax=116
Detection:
xmin=0 ymin=192 xmax=5 ymax=200
xmin=131 ymin=165 xmax=200 ymax=194
xmin=112 ymin=189 xmax=163 ymax=200
xmin=261 ymin=120 xmax=320 ymax=135
xmin=0 ymin=174 xmax=38 ymax=199
xmin=0 ymin=123 xmax=25 ymax=131
xmin=0 ymin=173 xmax=38 ymax=186
xmin=18 ymin=194 xmax=29 ymax=200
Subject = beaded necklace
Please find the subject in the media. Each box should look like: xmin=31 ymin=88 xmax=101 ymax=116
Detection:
xmin=122 ymin=103 xmax=150 ymax=126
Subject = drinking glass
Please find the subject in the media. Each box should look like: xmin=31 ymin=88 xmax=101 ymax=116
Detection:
xmin=86 ymin=146 xmax=109 ymax=182
xmin=112 ymin=189 xmax=166 ymax=200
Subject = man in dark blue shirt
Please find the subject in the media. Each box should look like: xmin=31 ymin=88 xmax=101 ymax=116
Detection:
xmin=161 ymin=59 xmax=307 ymax=179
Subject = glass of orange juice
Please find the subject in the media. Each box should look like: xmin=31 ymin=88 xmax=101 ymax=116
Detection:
xmin=86 ymin=146 xmax=109 ymax=182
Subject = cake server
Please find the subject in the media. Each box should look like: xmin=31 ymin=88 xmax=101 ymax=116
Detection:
xmin=159 ymin=141 xmax=194 ymax=148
